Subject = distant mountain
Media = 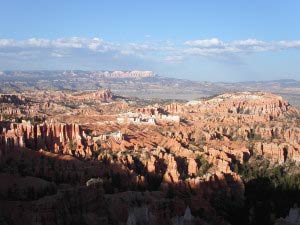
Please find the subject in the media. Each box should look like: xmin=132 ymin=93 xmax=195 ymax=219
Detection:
xmin=90 ymin=70 xmax=155 ymax=78
xmin=0 ymin=70 xmax=299 ymax=106
xmin=239 ymin=79 xmax=300 ymax=86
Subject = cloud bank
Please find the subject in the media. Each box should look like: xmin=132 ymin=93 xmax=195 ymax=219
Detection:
xmin=0 ymin=37 xmax=300 ymax=73
xmin=183 ymin=38 xmax=300 ymax=56
xmin=1 ymin=37 xmax=299 ymax=60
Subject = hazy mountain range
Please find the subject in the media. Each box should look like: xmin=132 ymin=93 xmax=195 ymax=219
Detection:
xmin=1 ymin=70 xmax=300 ymax=106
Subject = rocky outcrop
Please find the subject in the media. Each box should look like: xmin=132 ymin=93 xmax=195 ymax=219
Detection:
xmin=165 ymin=92 xmax=295 ymax=120
xmin=0 ymin=121 xmax=92 ymax=158
xmin=70 ymin=90 xmax=113 ymax=103
xmin=163 ymin=154 xmax=181 ymax=183
xmin=253 ymin=142 xmax=300 ymax=163
xmin=0 ymin=94 xmax=28 ymax=105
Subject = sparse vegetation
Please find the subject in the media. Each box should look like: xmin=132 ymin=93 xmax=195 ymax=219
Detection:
xmin=228 ymin=156 xmax=300 ymax=225
xmin=68 ymin=139 xmax=76 ymax=155
xmin=196 ymin=154 xmax=211 ymax=177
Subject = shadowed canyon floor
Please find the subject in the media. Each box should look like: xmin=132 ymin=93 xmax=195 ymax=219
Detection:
xmin=1 ymin=90 xmax=300 ymax=225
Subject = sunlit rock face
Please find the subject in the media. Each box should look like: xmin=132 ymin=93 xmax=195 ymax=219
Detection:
xmin=168 ymin=92 xmax=294 ymax=119
xmin=70 ymin=90 xmax=113 ymax=102
xmin=0 ymin=121 xmax=93 ymax=158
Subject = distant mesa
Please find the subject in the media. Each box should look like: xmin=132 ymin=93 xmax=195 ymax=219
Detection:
xmin=61 ymin=70 xmax=156 ymax=78
xmin=91 ymin=70 xmax=156 ymax=78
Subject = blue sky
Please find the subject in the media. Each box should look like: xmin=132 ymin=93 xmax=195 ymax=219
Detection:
xmin=0 ymin=0 xmax=300 ymax=81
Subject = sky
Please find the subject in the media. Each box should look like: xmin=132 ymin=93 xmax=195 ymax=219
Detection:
xmin=0 ymin=0 xmax=300 ymax=82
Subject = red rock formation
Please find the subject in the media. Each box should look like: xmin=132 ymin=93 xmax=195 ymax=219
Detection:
xmin=165 ymin=92 xmax=295 ymax=121
xmin=0 ymin=121 xmax=93 ymax=159
xmin=254 ymin=142 xmax=300 ymax=163
xmin=1 ymin=91 xmax=299 ymax=225
xmin=71 ymin=90 xmax=113 ymax=102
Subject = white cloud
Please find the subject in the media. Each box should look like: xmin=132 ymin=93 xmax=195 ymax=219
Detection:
xmin=87 ymin=37 xmax=103 ymax=50
xmin=24 ymin=38 xmax=50 ymax=47
xmin=277 ymin=40 xmax=300 ymax=48
xmin=0 ymin=39 xmax=15 ymax=47
xmin=51 ymin=37 xmax=85 ymax=48
xmin=232 ymin=39 xmax=266 ymax=46
xmin=51 ymin=50 xmax=69 ymax=58
xmin=164 ymin=55 xmax=184 ymax=63
xmin=0 ymin=37 xmax=300 ymax=67
xmin=182 ymin=38 xmax=300 ymax=56
xmin=184 ymin=38 xmax=224 ymax=48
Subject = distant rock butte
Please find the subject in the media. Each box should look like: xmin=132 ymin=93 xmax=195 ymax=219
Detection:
xmin=91 ymin=70 xmax=155 ymax=78
xmin=169 ymin=92 xmax=293 ymax=117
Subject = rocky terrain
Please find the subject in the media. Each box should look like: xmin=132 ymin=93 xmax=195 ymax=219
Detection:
xmin=0 ymin=89 xmax=300 ymax=225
